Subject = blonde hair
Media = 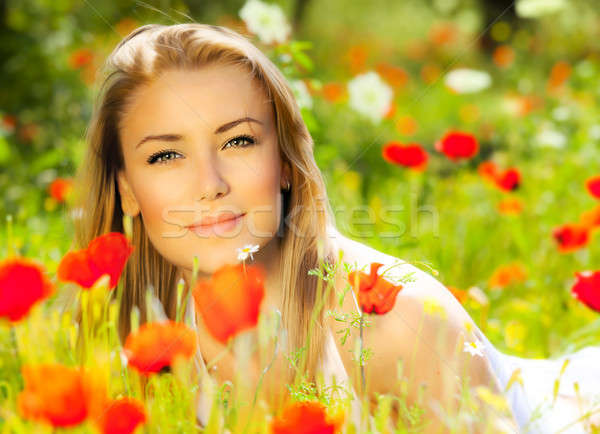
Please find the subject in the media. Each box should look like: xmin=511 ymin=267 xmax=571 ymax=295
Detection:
xmin=71 ymin=23 xmax=340 ymax=385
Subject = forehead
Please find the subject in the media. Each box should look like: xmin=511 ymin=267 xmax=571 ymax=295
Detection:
xmin=119 ymin=64 xmax=273 ymax=140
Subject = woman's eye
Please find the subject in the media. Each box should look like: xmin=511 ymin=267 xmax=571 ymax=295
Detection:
xmin=223 ymin=135 xmax=256 ymax=150
xmin=147 ymin=150 xmax=182 ymax=165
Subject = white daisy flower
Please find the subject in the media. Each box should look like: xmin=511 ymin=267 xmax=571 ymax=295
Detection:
xmin=588 ymin=125 xmax=600 ymax=141
xmin=464 ymin=339 xmax=484 ymax=357
xmin=516 ymin=0 xmax=566 ymax=19
xmin=237 ymin=244 xmax=260 ymax=261
xmin=347 ymin=71 xmax=393 ymax=125
xmin=535 ymin=127 xmax=567 ymax=148
xmin=289 ymin=79 xmax=313 ymax=110
xmin=444 ymin=68 xmax=492 ymax=94
xmin=552 ymin=106 xmax=570 ymax=122
xmin=239 ymin=0 xmax=291 ymax=45
xmin=467 ymin=286 xmax=489 ymax=306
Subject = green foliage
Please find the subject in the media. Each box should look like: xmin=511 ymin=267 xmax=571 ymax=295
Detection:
xmin=2 ymin=0 xmax=600 ymax=431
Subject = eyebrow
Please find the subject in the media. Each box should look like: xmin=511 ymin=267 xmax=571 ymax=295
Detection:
xmin=135 ymin=117 xmax=263 ymax=149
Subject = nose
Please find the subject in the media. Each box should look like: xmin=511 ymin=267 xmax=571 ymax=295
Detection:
xmin=195 ymin=156 xmax=229 ymax=202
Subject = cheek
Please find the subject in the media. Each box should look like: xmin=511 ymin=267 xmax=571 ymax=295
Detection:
xmin=234 ymin=148 xmax=282 ymax=235
xmin=130 ymin=173 xmax=189 ymax=236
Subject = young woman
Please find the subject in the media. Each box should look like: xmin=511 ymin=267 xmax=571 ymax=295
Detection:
xmin=71 ymin=23 xmax=599 ymax=433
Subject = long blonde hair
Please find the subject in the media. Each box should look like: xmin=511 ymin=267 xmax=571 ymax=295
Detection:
xmin=71 ymin=23 xmax=339 ymax=385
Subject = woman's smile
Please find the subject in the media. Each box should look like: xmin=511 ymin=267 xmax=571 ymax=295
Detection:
xmin=186 ymin=212 xmax=246 ymax=237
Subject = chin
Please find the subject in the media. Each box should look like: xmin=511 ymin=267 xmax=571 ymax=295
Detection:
xmin=189 ymin=249 xmax=239 ymax=275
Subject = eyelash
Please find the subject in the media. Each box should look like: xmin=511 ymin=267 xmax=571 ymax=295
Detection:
xmin=146 ymin=134 xmax=258 ymax=165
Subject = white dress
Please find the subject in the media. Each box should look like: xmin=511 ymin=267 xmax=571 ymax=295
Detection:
xmin=381 ymin=259 xmax=600 ymax=434
xmin=479 ymin=332 xmax=600 ymax=433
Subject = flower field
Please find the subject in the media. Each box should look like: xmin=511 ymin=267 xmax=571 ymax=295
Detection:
xmin=1 ymin=0 xmax=600 ymax=432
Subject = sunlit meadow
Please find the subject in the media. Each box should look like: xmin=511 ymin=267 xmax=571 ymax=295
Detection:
xmin=1 ymin=0 xmax=600 ymax=432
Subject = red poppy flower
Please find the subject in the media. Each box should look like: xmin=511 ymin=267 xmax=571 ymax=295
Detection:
xmin=271 ymin=401 xmax=344 ymax=434
xmin=586 ymin=175 xmax=600 ymax=199
xmin=429 ymin=22 xmax=457 ymax=46
xmin=571 ymin=271 xmax=600 ymax=313
xmin=18 ymin=122 xmax=39 ymax=142
xmin=548 ymin=60 xmax=571 ymax=89
xmin=347 ymin=263 xmax=403 ymax=315
xmin=478 ymin=161 xmax=498 ymax=182
xmin=382 ymin=142 xmax=428 ymax=171
xmin=497 ymin=197 xmax=523 ymax=215
xmin=376 ymin=62 xmax=409 ymax=88
xmin=18 ymin=364 xmax=89 ymax=427
xmin=347 ymin=44 xmax=368 ymax=74
xmin=0 ymin=257 xmax=54 ymax=322
xmin=97 ymin=397 xmax=146 ymax=434
xmin=580 ymin=205 xmax=600 ymax=229
xmin=321 ymin=83 xmax=345 ymax=103
xmin=447 ymin=286 xmax=468 ymax=304
xmin=493 ymin=45 xmax=515 ymax=69
xmin=494 ymin=168 xmax=521 ymax=192
xmin=123 ymin=320 xmax=197 ymax=375
xmin=488 ymin=263 xmax=527 ymax=289
xmin=435 ymin=131 xmax=479 ymax=161
xmin=68 ymin=48 xmax=94 ymax=69
xmin=48 ymin=178 xmax=73 ymax=202
xmin=553 ymin=223 xmax=590 ymax=253
xmin=193 ymin=263 xmax=265 ymax=344
xmin=395 ymin=115 xmax=418 ymax=136
xmin=57 ymin=232 xmax=134 ymax=289
xmin=2 ymin=114 xmax=16 ymax=133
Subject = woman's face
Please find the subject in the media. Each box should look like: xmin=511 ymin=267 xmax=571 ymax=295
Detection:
xmin=116 ymin=64 xmax=289 ymax=276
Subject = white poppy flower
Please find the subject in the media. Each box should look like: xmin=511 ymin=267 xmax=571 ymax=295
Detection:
xmin=237 ymin=244 xmax=260 ymax=261
xmin=535 ymin=128 xmax=567 ymax=148
xmin=464 ymin=340 xmax=484 ymax=357
xmin=444 ymin=68 xmax=492 ymax=94
xmin=516 ymin=0 xmax=567 ymax=18
xmin=239 ymin=0 xmax=291 ymax=45
xmin=467 ymin=286 xmax=489 ymax=306
xmin=552 ymin=106 xmax=570 ymax=121
xmin=588 ymin=125 xmax=600 ymax=141
xmin=347 ymin=71 xmax=393 ymax=125
xmin=290 ymin=79 xmax=313 ymax=110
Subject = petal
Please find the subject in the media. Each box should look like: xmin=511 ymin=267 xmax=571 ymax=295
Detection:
xmin=57 ymin=250 xmax=98 ymax=289
xmin=98 ymin=397 xmax=146 ymax=434
xmin=0 ymin=258 xmax=54 ymax=321
xmin=194 ymin=264 xmax=265 ymax=344
xmin=87 ymin=233 xmax=134 ymax=289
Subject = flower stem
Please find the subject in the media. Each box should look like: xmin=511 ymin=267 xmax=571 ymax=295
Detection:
xmin=10 ymin=325 xmax=21 ymax=370
xmin=5 ymin=214 xmax=14 ymax=257
xmin=359 ymin=312 xmax=365 ymax=394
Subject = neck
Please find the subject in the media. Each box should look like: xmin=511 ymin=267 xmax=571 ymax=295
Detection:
xmin=179 ymin=237 xmax=284 ymax=312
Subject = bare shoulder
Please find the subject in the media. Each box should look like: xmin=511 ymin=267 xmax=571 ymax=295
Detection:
xmin=329 ymin=228 xmax=481 ymax=352
xmin=326 ymin=229 xmax=504 ymax=430
xmin=330 ymin=228 xmax=467 ymax=314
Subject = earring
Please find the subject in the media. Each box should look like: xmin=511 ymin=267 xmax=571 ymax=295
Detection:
xmin=282 ymin=180 xmax=290 ymax=191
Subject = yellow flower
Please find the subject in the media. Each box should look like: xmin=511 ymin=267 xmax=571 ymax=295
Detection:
xmin=423 ymin=297 xmax=447 ymax=319
xmin=475 ymin=385 xmax=509 ymax=412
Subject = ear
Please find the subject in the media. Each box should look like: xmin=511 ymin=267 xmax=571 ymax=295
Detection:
xmin=116 ymin=170 xmax=140 ymax=217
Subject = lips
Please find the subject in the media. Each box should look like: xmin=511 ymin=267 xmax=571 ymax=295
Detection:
xmin=187 ymin=212 xmax=246 ymax=229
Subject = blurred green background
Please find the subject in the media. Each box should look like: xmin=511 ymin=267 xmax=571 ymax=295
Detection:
xmin=1 ymin=0 xmax=599 ymax=358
